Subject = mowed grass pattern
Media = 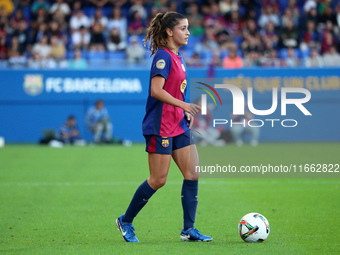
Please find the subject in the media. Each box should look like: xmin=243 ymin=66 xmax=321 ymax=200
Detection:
xmin=0 ymin=143 xmax=339 ymax=255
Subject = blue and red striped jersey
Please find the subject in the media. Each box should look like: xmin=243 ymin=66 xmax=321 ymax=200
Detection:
xmin=142 ymin=48 xmax=189 ymax=137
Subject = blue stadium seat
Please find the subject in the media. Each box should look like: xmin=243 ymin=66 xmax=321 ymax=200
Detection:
xmin=88 ymin=51 xmax=106 ymax=60
xmin=220 ymin=50 xmax=229 ymax=59
xmin=108 ymin=51 xmax=126 ymax=60
xmin=82 ymin=7 xmax=96 ymax=17
xmin=88 ymin=59 xmax=107 ymax=68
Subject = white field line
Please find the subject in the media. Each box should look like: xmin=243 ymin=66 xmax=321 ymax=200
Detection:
xmin=0 ymin=180 xmax=339 ymax=187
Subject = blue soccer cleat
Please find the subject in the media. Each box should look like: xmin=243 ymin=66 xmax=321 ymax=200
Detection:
xmin=180 ymin=228 xmax=213 ymax=242
xmin=116 ymin=215 xmax=139 ymax=242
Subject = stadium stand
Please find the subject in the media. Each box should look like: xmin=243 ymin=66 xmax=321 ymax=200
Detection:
xmin=0 ymin=0 xmax=340 ymax=68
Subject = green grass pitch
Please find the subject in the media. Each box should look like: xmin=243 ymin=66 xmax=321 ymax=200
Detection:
xmin=0 ymin=143 xmax=339 ymax=255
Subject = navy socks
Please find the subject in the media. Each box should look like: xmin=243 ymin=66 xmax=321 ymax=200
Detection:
xmin=181 ymin=179 xmax=198 ymax=231
xmin=122 ymin=180 xmax=156 ymax=224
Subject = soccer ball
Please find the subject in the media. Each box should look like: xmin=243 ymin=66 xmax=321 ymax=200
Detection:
xmin=238 ymin=212 xmax=270 ymax=242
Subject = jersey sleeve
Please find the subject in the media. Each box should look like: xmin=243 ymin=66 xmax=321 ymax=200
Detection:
xmin=150 ymin=50 xmax=172 ymax=80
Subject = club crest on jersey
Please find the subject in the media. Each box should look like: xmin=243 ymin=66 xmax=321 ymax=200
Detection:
xmin=180 ymin=79 xmax=187 ymax=93
xmin=156 ymin=59 xmax=166 ymax=69
xmin=181 ymin=64 xmax=185 ymax=71
xmin=162 ymin=139 xmax=169 ymax=147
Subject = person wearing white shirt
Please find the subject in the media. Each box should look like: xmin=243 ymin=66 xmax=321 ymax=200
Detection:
xmin=50 ymin=0 xmax=70 ymax=15
xmin=70 ymin=10 xmax=90 ymax=32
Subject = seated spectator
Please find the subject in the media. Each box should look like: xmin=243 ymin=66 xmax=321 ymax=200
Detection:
xmin=0 ymin=36 xmax=8 ymax=61
xmin=88 ymin=0 xmax=110 ymax=8
xmin=107 ymin=7 xmax=127 ymax=40
xmin=12 ymin=19 xmax=29 ymax=54
xmin=285 ymin=47 xmax=300 ymax=67
xmin=89 ymin=22 xmax=106 ymax=51
xmin=305 ymin=48 xmax=323 ymax=67
xmin=90 ymin=8 xmax=108 ymax=30
xmin=300 ymin=20 xmax=320 ymax=49
xmin=258 ymin=5 xmax=280 ymax=28
xmin=260 ymin=21 xmax=279 ymax=49
xmin=128 ymin=0 xmax=147 ymax=21
xmin=187 ymin=3 xmax=204 ymax=36
xmin=322 ymin=46 xmax=340 ymax=67
xmin=226 ymin=10 xmax=243 ymax=36
xmin=243 ymin=51 xmax=262 ymax=67
xmin=8 ymin=51 xmax=26 ymax=68
xmin=70 ymin=9 xmax=90 ymax=32
xmin=49 ymin=35 xmax=68 ymax=67
xmin=261 ymin=49 xmax=283 ymax=67
xmin=32 ymin=0 xmax=50 ymax=13
xmin=126 ymin=35 xmax=145 ymax=63
xmin=68 ymin=48 xmax=87 ymax=69
xmin=27 ymin=52 xmax=45 ymax=69
xmin=219 ymin=0 xmax=239 ymax=16
xmin=319 ymin=5 xmax=337 ymax=26
xmin=186 ymin=52 xmax=204 ymax=67
xmin=279 ymin=18 xmax=298 ymax=48
xmin=321 ymin=31 xmax=336 ymax=54
xmin=107 ymin=27 xmax=126 ymax=51
xmin=31 ymin=7 xmax=50 ymax=34
xmin=127 ymin=10 xmax=146 ymax=36
xmin=31 ymin=35 xmax=51 ymax=59
xmin=222 ymin=45 xmax=243 ymax=68
xmin=10 ymin=8 xmax=28 ymax=31
xmin=281 ymin=7 xmax=299 ymax=28
xmin=59 ymin=115 xmax=81 ymax=144
xmin=50 ymin=0 xmax=71 ymax=16
xmin=86 ymin=100 xmax=113 ymax=144
xmin=72 ymin=25 xmax=90 ymax=50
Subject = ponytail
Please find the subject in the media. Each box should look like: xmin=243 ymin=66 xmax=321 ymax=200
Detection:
xmin=144 ymin=12 xmax=186 ymax=56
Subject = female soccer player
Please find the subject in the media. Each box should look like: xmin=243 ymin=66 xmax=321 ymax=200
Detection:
xmin=116 ymin=12 xmax=212 ymax=242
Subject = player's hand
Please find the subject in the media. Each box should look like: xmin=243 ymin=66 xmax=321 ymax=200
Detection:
xmin=185 ymin=112 xmax=194 ymax=129
xmin=183 ymin=103 xmax=201 ymax=116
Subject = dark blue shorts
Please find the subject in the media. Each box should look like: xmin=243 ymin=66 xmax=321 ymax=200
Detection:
xmin=144 ymin=130 xmax=194 ymax=155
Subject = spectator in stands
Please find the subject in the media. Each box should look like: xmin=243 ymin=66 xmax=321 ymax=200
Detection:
xmin=7 ymin=44 xmax=26 ymax=68
xmin=337 ymin=3 xmax=340 ymax=28
xmin=243 ymin=51 xmax=262 ymax=67
xmin=32 ymin=35 xmax=51 ymax=59
xmin=50 ymin=35 xmax=66 ymax=61
xmin=303 ymin=7 xmax=318 ymax=28
xmin=281 ymin=7 xmax=299 ymax=28
xmin=0 ymin=36 xmax=8 ymax=61
xmin=262 ymin=48 xmax=283 ymax=67
xmin=321 ymin=31 xmax=336 ymax=54
xmin=127 ymin=10 xmax=146 ymax=36
xmin=90 ymin=8 xmax=108 ymax=30
xmin=89 ymin=22 xmax=106 ymax=51
xmin=279 ymin=18 xmax=299 ymax=48
xmin=31 ymin=7 xmax=50 ymax=34
xmin=70 ymin=9 xmax=90 ymax=32
xmin=128 ymin=0 xmax=147 ymax=21
xmin=28 ymin=52 xmax=44 ymax=69
xmin=285 ymin=47 xmax=300 ymax=67
xmin=126 ymin=35 xmax=145 ymax=63
xmin=10 ymin=8 xmax=28 ymax=31
xmin=300 ymin=20 xmax=320 ymax=49
xmin=305 ymin=48 xmax=323 ymax=67
xmin=304 ymin=0 xmax=317 ymax=14
xmin=186 ymin=3 xmax=204 ymax=36
xmin=71 ymin=25 xmax=90 ymax=50
xmin=186 ymin=52 xmax=204 ymax=67
xmin=50 ymin=0 xmax=71 ymax=16
xmin=258 ymin=5 xmax=280 ymax=29
xmin=261 ymin=21 xmax=279 ymax=49
xmin=203 ymin=2 xmax=224 ymax=30
xmin=31 ymin=22 xmax=47 ymax=45
xmin=107 ymin=7 xmax=127 ymax=41
xmin=51 ymin=8 xmax=69 ymax=33
xmin=88 ymin=0 xmax=109 ymax=8
xmin=12 ymin=19 xmax=29 ymax=54
xmin=86 ymin=99 xmax=112 ymax=144
xmin=226 ymin=10 xmax=243 ymax=36
xmin=241 ymin=33 xmax=262 ymax=53
xmin=59 ymin=115 xmax=84 ymax=145
xmin=219 ymin=0 xmax=239 ymax=16
xmin=322 ymin=46 xmax=340 ymax=67
xmin=32 ymin=0 xmax=50 ymax=13
xmin=319 ymin=5 xmax=337 ymax=26
xmin=68 ymin=48 xmax=87 ymax=69
xmin=286 ymin=0 xmax=300 ymax=23
xmin=222 ymin=44 xmax=243 ymax=68
xmin=107 ymin=27 xmax=126 ymax=51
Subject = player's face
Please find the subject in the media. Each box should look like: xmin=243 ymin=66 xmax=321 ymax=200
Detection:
xmin=172 ymin=19 xmax=190 ymax=47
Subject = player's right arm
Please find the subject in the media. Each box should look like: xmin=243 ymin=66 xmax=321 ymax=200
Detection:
xmin=150 ymin=75 xmax=201 ymax=115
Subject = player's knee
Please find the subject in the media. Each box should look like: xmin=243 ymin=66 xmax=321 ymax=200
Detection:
xmin=149 ymin=177 xmax=167 ymax=190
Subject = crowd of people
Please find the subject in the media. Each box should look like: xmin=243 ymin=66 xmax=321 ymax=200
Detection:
xmin=0 ymin=0 xmax=340 ymax=68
